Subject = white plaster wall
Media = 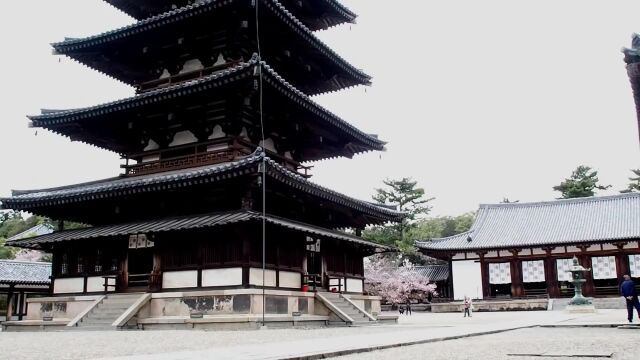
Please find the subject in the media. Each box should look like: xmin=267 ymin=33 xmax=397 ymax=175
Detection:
xmin=346 ymin=278 xmax=364 ymax=293
xmin=624 ymin=242 xmax=639 ymax=249
xmin=532 ymin=248 xmax=546 ymax=255
xmin=452 ymin=253 xmax=465 ymax=260
xmin=53 ymin=278 xmax=84 ymax=294
xmin=466 ymin=253 xmax=479 ymax=259
xmin=169 ymin=130 xmax=198 ymax=147
xmin=86 ymin=276 xmax=115 ymax=293
xmin=485 ymin=251 xmax=499 ymax=258
xmin=143 ymin=139 xmax=160 ymax=151
xmin=201 ymin=268 xmax=243 ymax=287
xmin=259 ymin=138 xmax=277 ymax=153
xmin=552 ymin=247 xmax=566 ymax=254
xmin=208 ymin=125 xmax=226 ymax=139
xmin=162 ymin=271 xmax=198 ymax=289
xmin=249 ymin=268 xmax=277 ymax=287
xmin=279 ymin=271 xmax=301 ymax=289
xmin=451 ymin=260 xmax=483 ymax=300
xmin=566 ymin=246 xmax=581 ymax=253
xmin=180 ymin=59 xmax=204 ymax=73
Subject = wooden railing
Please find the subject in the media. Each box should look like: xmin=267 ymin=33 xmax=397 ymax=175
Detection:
xmin=136 ymin=61 xmax=242 ymax=93
xmin=326 ymin=275 xmax=343 ymax=293
xmin=102 ymin=275 xmax=117 ymax=294
xmin=122 ymin=137 xmax=312 ymax=178
xmin=122 ymin=148 xmax=246 ymax=176
xmin=303 ymin=274 xmax=322 ymax=292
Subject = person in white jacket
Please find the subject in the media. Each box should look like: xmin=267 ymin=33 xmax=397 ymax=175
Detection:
xmin=463 ymin=296 xmax=472 ymax=317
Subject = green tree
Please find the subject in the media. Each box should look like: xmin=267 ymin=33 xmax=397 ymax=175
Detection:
xmin=553 ymin=165 xmax=611 ymax=199
xmin=621 ymin=169 xmax=640 ymax=193
xmin=408 ymin=212 xmax=475 ymax=241
xmin=365 ymin=178 xmax=434 ymax=255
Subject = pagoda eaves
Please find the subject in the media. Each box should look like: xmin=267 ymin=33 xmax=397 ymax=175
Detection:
xmin=104 ymin=0 xmax=357 ymax=31
xmin=53 ymin=0 xmax=370 ymax=95
xmin=1 ymin=151 xmax=404 ymax=228
xmin=28 ymin=57 xmax=385 ymax=163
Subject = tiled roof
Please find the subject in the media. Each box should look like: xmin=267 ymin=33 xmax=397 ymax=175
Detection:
xmin=28 ymin=57 xmax=385 ymax=154
xmin=7 ymin=210 xmax=392 ymax=251
xmin=104 ymin=0 xmax=356 ymax=30
xmin=0 ymin=150 xmax=404 ymax=223
xmin=417 ymin=193 xmax=640 ymax=252
xmin=0 ymin=260 xmax=51 ymax=285
xmin=52 ymin=0 xmax=370 ymax=92
xmin=7 ymin=223 xmax=54 ymax=241
xmin=414 ymin=265 xmax=449 ymax=282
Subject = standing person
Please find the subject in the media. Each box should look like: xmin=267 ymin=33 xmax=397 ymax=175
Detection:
xmin=620 ymin=275 xmax=640 ymax=323
xmin=405 ymin=299 xmax=412 ymax=316
xmin=463 ymin=296 xmax=472 ymax=317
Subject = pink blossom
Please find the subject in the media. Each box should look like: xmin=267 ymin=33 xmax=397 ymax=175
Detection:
xmin=365 ymin=256 xmax=437 ymax=305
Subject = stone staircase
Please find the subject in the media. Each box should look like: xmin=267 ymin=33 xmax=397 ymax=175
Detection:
xmin=73 ymin=293 xmax=142 ymax=330
xmin=317 ymin=292 xmax=376 ymax=326
xmin=551 ymin=297 xmax=626 ymax=311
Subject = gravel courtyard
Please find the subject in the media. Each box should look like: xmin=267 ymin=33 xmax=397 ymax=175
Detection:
xmin=0 ymin=311 xmax=635 ymax=360
xmin=336 ymin=327 xmax=640 ymax=360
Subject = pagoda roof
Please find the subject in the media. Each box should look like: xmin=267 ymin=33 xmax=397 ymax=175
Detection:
xmin=52 ymin=0 xmax=370 ymax=94
xmin=28 ymin=57 xmax=385 ymax=159
xmin=104 ymin=0 xmax=357 ymax=31
xmin=416 ymin=193 xmax=640 ymax=252
xmin=1 ymin=151 xmax=404 ymax=224
xmin=7 ymin=210 xmax=391 ymax=252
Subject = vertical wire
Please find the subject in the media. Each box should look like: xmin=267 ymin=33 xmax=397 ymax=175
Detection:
xmin=254 ymin=0 xmax=266 ymax=327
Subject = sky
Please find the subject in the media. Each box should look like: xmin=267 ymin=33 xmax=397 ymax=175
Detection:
xmin=0 ymin=0 xmax=639 ymax=217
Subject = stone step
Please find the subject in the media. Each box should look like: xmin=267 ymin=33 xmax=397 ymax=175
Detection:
xmin=84 ymin=315 xmax=120 ymax=321
xmin=68 ymin=326 xmax=115 ymax=331
xmin=92 ymin=308 xmax=128 ymax=314
xmin=81 ymin=318 xmax=116 ymax=324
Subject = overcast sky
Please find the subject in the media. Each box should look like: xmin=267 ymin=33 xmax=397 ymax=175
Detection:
xmin=0 ymin=0 xmax=639 ymax=217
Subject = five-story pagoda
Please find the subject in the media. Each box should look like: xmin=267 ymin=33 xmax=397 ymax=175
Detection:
xmin=1 ymin=0 xmax=400 ymax=328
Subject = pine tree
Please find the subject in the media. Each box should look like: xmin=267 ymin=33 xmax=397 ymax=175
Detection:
xmin=553 ymin=165 xmax=611 ymax=199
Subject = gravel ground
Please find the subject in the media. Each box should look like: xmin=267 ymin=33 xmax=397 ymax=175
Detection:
xmin=0 ymin=311 xmax=632 ymax=360
xmin=0 ymin=324 xmax=418 ymax=360
xmin=335 ymin=327 xmax=640 ymax=360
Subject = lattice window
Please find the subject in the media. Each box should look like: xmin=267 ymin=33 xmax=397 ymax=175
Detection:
xmin=94 ymin=249 xmax=103 ymax=273
xmin=630 ymin=255 xmax=640 ymax=277
xmin=522 ymin=260 xmax=545 ymax=283
xmin=592 ymin=256 xmax=617 ymax=280
xmin=77 ymin=254 xmax=85 ymax=274
xmin=61 ymin=254 xmax=69 ymax=275
xmin=489 ymin=262 xmax=511 ymax=284
xmin=556 ymin=258 xmax=572 ymax=282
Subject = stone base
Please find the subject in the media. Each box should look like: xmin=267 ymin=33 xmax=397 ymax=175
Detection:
xmin=565 ymin=305 xmax=596 ymax=313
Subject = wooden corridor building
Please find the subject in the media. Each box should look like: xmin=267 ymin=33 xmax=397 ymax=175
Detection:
xmin=417 ymin=193 xmax=640 ymax=300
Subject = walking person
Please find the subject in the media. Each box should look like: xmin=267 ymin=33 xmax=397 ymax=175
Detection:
xmin=620 ymin=275 xmax=640 ymax=323
xmin=405 ymin=299 xmax=412 ymax=316
xmin=463 ymin=296 xmax=472 ymax=317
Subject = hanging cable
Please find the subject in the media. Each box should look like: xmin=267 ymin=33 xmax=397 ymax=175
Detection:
xmin=253 ymin=0 xmax=267 ymax=327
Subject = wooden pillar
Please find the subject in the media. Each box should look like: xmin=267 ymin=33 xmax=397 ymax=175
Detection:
xmin=5 ymin=284 xmax=15 ymax=321
xmin=241 ymin=229 xmax=251 ymax=288
xmin=479 ymin=255 xmax=490 ymax=299
xmin=578 ymin=250 xmax=595 ymax=297
xmin=509 ymin=250 xmax=524 ymax=298
xmin=615 ymin=243 xmax=630 ymax=278
xmin=17 ymin=291 xmax=25 ymax=321
xmin=446 ymin=256 xmax=454 ymax=299
xmin=543 ymin=249 xmax=559 ymax=298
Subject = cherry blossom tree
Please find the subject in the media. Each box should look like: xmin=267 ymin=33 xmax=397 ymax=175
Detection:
xmin=364 ymin=256 xmax=436 ymax=304
xmin=14 ymin=249 xmax=45 ymax=262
